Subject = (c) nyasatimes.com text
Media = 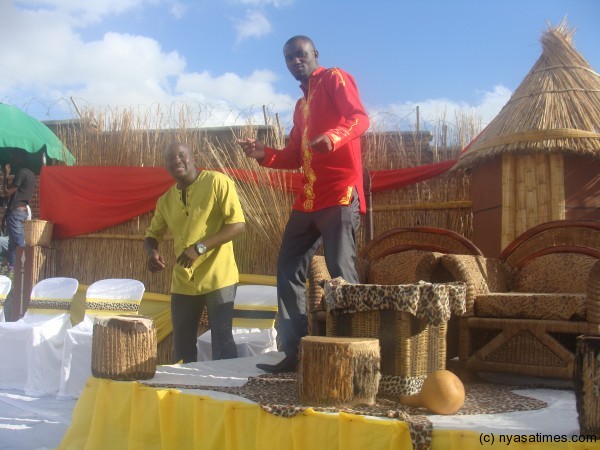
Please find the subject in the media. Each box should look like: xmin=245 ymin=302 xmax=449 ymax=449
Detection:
xmin=479 ymin=433 xmax=597 ymax=445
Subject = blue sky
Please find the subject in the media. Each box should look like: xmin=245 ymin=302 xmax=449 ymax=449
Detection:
xmin=1 ymin=0 xmax=598 ymax=134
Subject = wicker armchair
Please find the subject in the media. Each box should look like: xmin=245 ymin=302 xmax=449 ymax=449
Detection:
xmin=307 ymin=226 xmax=483 ymax=336
xmin=439 ymin=220 xmax=600 ymax=379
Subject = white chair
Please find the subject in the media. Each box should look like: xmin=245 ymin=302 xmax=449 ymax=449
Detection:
xmin=0 ymin=275 xmax=12 ymax=322
xmin=58 ymin=279 xmax=145 ymax=399
xmin=0 ymin=277 xmax=79 ymax=394
xmin=197 ymin=284 xmax=278 ymax=361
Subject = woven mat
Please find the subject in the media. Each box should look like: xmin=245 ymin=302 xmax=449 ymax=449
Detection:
xmin=142 ymin=373 xmax=548 ymax=450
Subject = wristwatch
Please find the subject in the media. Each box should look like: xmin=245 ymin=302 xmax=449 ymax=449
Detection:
xmin=195 ymin=243 xmax=207 ymax=255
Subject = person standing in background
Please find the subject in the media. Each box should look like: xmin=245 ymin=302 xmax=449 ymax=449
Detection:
xmin=3 ymin=150 xmax=35 ymax=270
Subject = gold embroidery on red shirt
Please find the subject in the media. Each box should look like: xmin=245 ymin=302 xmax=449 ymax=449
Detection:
xmin=301 ymin=77 xmax=321 ymax=211
xmin=339 ymin=186 xmax=353 ymax=205
xmin=331 ymin=68 xmax=346 ymax=87
xmin=329 ymin=118 xmax=359 ymax=144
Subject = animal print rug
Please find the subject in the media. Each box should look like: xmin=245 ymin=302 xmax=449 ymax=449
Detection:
xmin=142 ymin=373 xmax=549 ymax=450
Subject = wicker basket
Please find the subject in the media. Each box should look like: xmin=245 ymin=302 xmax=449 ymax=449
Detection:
xmin=574 ymin=335 xmax=600 ymax=436
xmin=327 ymin=309 xmax=447 ymax=379
xmin=323 ymin=280 xmax=463 ymax=397
xmin=24 ymin=220 xmax=53 ymax=247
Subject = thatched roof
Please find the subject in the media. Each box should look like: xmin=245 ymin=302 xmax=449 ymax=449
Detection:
xmin=454 ymin=19 xmax=600 ymax=170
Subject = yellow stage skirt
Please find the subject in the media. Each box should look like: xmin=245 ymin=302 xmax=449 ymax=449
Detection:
xmin=58 ymin=377 xmax=598 ymax=450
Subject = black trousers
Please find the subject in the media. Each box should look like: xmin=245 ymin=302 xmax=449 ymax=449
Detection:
xmin=276 ymin=192 xmax=360 ymax=359
xmin=171 ymin=284 xmax=238 ymax=363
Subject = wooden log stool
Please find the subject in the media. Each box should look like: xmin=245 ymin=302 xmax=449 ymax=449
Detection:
xmin=298 ymin=336 xmax=380 ymax=407
xmin=92 ymin=315 xmax=157 ymax=381
xmin=574 ymin=335 xmax=600 ymax=436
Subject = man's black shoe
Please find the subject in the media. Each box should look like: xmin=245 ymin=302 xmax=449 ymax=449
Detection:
xmin=256 ymin=356 xmax=297 ymax=373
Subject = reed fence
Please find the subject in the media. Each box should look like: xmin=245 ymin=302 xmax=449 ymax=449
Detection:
xmin=34 ymin=106 xmax=475 ymax=293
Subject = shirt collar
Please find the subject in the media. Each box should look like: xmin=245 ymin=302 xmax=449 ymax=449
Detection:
xmin=300 ymin=66 xmax=325 ymax=96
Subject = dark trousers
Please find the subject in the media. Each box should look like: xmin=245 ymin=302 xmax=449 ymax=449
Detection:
xmin=171 ymin=284 xmax=238 ymax=363
xmin=277 ymin=192 xmax=360 ymax=359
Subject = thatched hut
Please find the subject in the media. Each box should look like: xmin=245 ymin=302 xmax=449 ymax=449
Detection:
xmin=453 ymin=20 xmax=600 ymax=257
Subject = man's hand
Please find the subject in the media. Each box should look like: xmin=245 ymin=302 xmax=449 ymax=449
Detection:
xmin=147 ymin=249 xmax=166 ymax=273
xmin=4 ymin=163 xmax=10 ymax=176
xmin=176 ymin=246 xmax=199 ymax=269
xmin=237 ymin=138 xmax=266 ymax=160
xmin=309 ymin=134 xmax=333 ymax=153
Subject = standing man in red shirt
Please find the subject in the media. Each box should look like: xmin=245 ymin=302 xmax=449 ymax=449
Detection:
xmin=239 ymin=35 xmax=370 ymax=372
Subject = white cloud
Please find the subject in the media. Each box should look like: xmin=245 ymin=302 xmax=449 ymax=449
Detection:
xmin=68 ymin=32 xmax=186 ymax=104
xmin=168 ymin=0 xmax=187 ymax=19
xmin=0 ymin=1 xmax=513 ymax=133
xmin=234 ymin=10 xmax=272 ymax=41
xmin=176 ymin=69 xmax=294 ymax=110
xmin=13 ymin=0 xmax=146 ymax=25
xmin=0 ymin=1 xmax=295 ymax=125
xmin=474 ymin=85 xmax=513 ymax=124
xmin=369 ymin=84 xmax=512 ymax=137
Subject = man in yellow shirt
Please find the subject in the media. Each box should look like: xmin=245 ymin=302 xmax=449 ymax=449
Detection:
xmin=144 ymin=142 xmax=246 ymax=363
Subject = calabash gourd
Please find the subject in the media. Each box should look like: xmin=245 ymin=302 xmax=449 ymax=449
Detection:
xmin=399 ymin=369 xmax=465 ymax=414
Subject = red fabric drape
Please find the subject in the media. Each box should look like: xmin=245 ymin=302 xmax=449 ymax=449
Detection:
xmin=369 ymin=159 xmax=456 ymax=193
xmin=39 ymin=160 xmax=457 ymax=239
xmin=40 ymin=166 xmax=174 ymax=239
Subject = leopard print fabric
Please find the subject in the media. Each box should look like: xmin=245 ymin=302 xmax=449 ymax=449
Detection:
xmin=86 ymin=300 xmax=140 ymax=315
xmin=418 ymin=282 xmax=467 ymax=325
xmin=325 ymin=277 xmax=421 ymax=315
xmin=324 ymin=278 xmax=466 ymax=326
xmin=378 ymin=375 xmax=426 ymax=397
xmin=27 ymin=299 xmax=72 ymax=312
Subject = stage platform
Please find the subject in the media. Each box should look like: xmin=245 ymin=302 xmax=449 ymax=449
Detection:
xmin=54 ymin=352 xmax=599 ymax=450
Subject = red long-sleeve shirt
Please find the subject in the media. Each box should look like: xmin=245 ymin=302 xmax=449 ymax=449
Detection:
xmin=260 ymin=66 xmax=370 ymax=213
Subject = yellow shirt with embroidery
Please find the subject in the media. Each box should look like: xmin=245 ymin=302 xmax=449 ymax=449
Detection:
xmin=145 ymin=170 xmax=245 ymax=295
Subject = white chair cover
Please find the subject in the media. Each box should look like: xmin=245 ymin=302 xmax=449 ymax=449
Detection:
xmin=197 ymin=284 xmax=278 ymax=361
xmin=0 ymin=275 xmax=12 ymax=322
xmin=0 ymin=277 xmax=78 ymax=395
xmin=58 ymin=279 xmax=145 ymax=399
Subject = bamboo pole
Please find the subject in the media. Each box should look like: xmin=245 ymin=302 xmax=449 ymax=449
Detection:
xmin=515 ymin=156 xmax=528 ymax=238
xmin=523 ymin=155 xmax=538 ymax=230
xmin=550 ymin=153 xmax=566 ymax=220
xmin=372 ymin=201 xmax=472 ymax=212
xmin=501 ymin=155 xmax=516 ymax=250
xmin=534 ymin=153 xmax=550 ymax=224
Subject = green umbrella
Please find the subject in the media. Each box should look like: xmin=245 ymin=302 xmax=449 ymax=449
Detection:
xmin=0 ymin=103 xmax=75 ymax=173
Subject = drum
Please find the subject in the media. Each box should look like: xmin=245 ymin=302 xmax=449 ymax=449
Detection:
xmin=91 ymin=315 xmax=157 ymax=381
xmin=298 ymin=335 xmax=380 ymax=406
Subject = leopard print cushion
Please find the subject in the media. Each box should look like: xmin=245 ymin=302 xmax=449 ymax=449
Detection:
xmin=324 ymin=278 xmax=466 ymax=326
xmin=475 ymin=293 xmax=587 ymax=320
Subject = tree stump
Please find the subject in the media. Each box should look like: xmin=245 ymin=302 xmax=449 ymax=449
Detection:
xmin=298 ymin=336 xmax=380 ymax=406
xmin=91 ymin=315 xmax=157 ymax=381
